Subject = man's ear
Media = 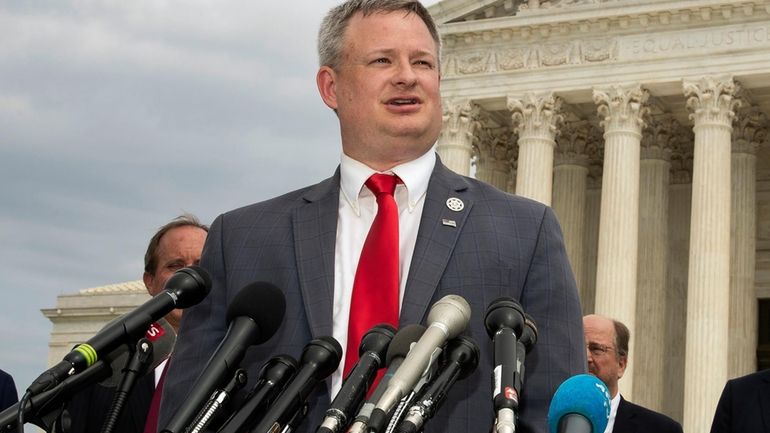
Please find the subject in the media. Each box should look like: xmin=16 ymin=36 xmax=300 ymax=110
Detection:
xmin=317 ymin=66 xmax=339 ymax=110
xmin=143 ymin=272 xmax=157 ymax=296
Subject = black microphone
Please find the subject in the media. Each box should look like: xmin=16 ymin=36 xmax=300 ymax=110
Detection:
xmin=161 ymin=282 xmax=286 ymax=433
xmin=26 ymin=266 xmax=210 ymax=396
xmin=217 ymin=355 xmax=298 ymax=433
xmin=251 ymin=336 xmax=342 ymax=433
xmin=347 ymin=325 xmax=426 ymax=433
xmin=367 ymin=295 xmax=471 ymax=433
xmin=484 ymin=297 xmax=525 ymax=433
xmin=395 ymin=336 xmax=480 ymax=433
xmin=1 ymin=319 xmax=177 ymax=432
xmin=316 ymin=324 xmax=395 ymax=433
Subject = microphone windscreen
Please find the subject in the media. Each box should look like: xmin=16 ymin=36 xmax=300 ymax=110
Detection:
xmin=100 ymin=318 xmax=177 ymax=387
xmin=168 ymin=266 xmax=212 ymax=308
xmin=547 ymin=374 xmax=611 ymax=433
xmin=385 ymin=324 xmax=426 ymax=366
xmin=225 ymin=282 xmax=286 ymax=344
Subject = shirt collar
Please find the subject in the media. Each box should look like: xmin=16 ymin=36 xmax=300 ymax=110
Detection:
xmin=339 ymin=150 xmax=436 ymax=215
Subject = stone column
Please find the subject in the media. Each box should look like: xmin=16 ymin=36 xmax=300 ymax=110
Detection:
xmin=729 ymin=102 xmax=766 ymax=378
xmin=508 ymin=93 xmax=563 ymax=205
xmin=475 ymin=127 xmax=515 ymax=190
xmin=663 ymin=132 xmax=693 ymax=423
xmin=592 ymin=84 xmax=649 ymax=399
xmin=580 ymin=126 xmax=604 ymax=314
xmin=682 ymin=76 xmax=739 ymax=433
xmin=633 ymin=115 xmax=675 ymax=412
xmin=553 ymin=121 xmax=590 ymax=298
xmin=437 ymin=98 xmax=480 ymax=176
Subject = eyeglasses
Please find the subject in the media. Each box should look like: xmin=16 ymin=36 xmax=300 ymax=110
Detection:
xmin=586 ymin=342 xmax=617 ymax=357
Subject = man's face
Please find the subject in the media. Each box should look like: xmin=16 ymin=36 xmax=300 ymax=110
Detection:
xmin=317 ymin=11 xmax=442 ymax=171
xmin=583 ymin=315 xmax=627 ymax=397
xmin=143 ymin=225 xmax=207 ymax=331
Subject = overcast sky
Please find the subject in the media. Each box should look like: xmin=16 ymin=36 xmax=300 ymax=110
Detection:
xmin=0 ymin=0 xmax=439 ymax=403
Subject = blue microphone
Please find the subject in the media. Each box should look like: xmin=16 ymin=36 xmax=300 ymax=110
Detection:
xmin=547 ymin=374 xmax=611 ymax=433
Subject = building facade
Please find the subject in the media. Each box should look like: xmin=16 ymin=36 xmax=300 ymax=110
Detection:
xmin=428 ymin=0 xmax=770 ymax=431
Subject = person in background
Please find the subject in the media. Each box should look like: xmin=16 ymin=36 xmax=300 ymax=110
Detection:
xmin=710 ymin=367 xmax=770 ymax=433
xmin=65 ymin=214 xmax=208 ymax=433
xmin=0 ymin=368 xmax=18 ymax=412
xmin=583 ymin=314 xmax=682 ymax=433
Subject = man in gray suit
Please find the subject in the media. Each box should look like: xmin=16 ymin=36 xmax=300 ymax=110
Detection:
xmin=158 ymin=1 xmax=585 ymax=432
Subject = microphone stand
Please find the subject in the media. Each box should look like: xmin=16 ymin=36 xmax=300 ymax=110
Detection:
xmin=187 ymin=369 xmax=247 ymax=433
xmin=100 ymin=338 xmax=154 ymax=433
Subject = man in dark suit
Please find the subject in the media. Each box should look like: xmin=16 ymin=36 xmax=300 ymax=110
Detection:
xmin=0 ymin=369 xmax=18 ymax=412
xmin=158 ymin=1 xmax=586 ymax=432
xmin=710 ymin=368 xmax=770 ymax=433
xmin=583 ymin=315 xmax=682 ymax=433
xmin=64 ymin=215 xmax=208 ymax=433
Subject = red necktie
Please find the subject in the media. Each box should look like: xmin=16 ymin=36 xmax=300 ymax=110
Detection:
xmin=143 ymin=361 xmax=170 ymax=433
xmin=344 ymin=174 xmax=401 ymax=379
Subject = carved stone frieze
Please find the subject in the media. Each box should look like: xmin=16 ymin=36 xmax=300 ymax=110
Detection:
xmin=593 ymin=84 xmax=650 ymax=133
xmin=443 ymin=38 xmax=617 ymax=76
xmin=555 ymin=120 xmax=591 ymax=166
xmin=683 ymin=76 xmax=741 ymax=126
xmin=507 ymin=93 xmax=564 ymax=140
xmin=732 ymin=105 xmax=768 ymax=155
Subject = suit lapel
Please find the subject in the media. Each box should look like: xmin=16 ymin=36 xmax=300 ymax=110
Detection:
xmin=400 ymin=159 xmax=473 ymax=325
xmin=614 ymin=396 xmax=635 ymax=433
xmin=293 ymin=170 xmax=340 ymax=339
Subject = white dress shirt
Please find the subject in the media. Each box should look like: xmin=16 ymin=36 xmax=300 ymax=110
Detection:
xmin=604 ymin=392 xmax=621 ymax=433
xmin=330 ymin=150 xmax=435 ymax=396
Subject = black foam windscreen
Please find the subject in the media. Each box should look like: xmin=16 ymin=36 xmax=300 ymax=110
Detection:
xmin=385 ymin=324 xmax=426 ymax=366
xmin=226 ymin=281 xmax=286 ymax=344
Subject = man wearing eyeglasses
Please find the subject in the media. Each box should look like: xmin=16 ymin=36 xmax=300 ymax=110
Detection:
xmin=583 ymin=314 xmax=682 ymax=433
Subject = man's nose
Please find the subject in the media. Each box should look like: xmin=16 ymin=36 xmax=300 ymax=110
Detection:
xmin=392 ymin=61 xmax=417 ymax=87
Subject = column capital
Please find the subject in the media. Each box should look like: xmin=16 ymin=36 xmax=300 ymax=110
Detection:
xmin=586 ymin=123 xmax=605 ymax=188
xmin=474 ymin=126 xmax=516 ymax=168
xmin=593 ymin=84 xmax=650 ymax=134
xmin=683 ymin=76 xmax=740 ymax=127
xmin=669 ymin=125 xmax=694 ymax=185
xmin=732 ymin=104 xmax=768 ymax=155
xmin=507 ymin=92 xmax=564 ymax=142
xmin=441 ymin=98 xmax=482 ymax=143
xmin=555 ymin=120 xmax=591 ymax=167
xmin=641 ymin=115 xmax=679 ymax=161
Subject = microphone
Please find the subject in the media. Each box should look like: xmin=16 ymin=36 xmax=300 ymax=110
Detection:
xmin=484 ymin=297 xmax=525 ymax=433
xmin=100 ymin=318 xmax=177 ymax=386
xmin=161 ymin=281 xmax=286 ymax=433
xmin=347 ymin=325 xmax=426 ymax=433
xmin=251 ymin=336 xmax=343 ymax=433
xmin=367 ymin=295 xmax=471 ymax=433
xmin=217 ymin=355 xmax=298 ymax=433
xmin=316 ymin=324 xmax=395 ymax=433
xmin=395 ymin=336 xmax=480 ymax=433
xmin=547 ymin=374 xmax=611 ymax=433
xmin=27 ymin=266 xmax=210 ymax=395
xmin=1 ymin=320 xmax=177 ymax=432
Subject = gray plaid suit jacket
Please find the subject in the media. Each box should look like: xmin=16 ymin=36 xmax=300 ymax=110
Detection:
xmin=159 ymin=156 xmax=586 ymax=433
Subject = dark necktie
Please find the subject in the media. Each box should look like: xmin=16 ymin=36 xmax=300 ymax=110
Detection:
xmin=143 ymin=361 xmax=169 ymax=433
xmin=343 ymin=174 xmax=401 ymax=378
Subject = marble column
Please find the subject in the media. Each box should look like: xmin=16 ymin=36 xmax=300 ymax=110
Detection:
xmin=663 ymin=133 xmax=694 ymax=423
xmin=592 ymin=84 xmax=649 ymax=400
xmin=580 ymin=126 xmax=605 ymax=315
xmin=729 ymin=102 xmax=766 ymax=378
xmin=508 ymin=93 xmax=563 ymax=205
xmin=553 ymin=121 xmax=590 ymax=301
xmin=682 ymin=76 xmax=739 ymax=433
xmin=633 ymin=115 xmax=675 ymax=412
xmin=475 ymin=127 xmax=515 ymax=190
xmin=437 ymin=98 xmax=481 ymax=176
